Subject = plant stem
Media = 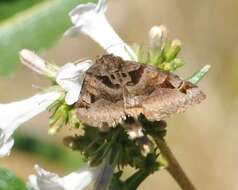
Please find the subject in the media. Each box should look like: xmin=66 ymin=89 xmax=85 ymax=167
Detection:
xmin=154 ymin=137 xmax=197 ymax=190
xmin=125 ymin=169 xmax=151 ymax=190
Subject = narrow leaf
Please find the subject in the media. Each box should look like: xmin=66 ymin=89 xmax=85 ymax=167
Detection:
xmin=188 ymin=65 xmax=211 ymax=84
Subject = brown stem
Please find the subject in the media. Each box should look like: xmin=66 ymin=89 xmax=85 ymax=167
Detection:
xmin=154 ymin=137 xmax=197 ymax=190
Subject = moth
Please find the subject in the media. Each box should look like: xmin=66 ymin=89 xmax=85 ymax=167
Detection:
xmin=76 ymin=54 xmax=206 ymax=128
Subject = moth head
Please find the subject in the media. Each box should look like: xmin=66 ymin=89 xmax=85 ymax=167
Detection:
xmin=94 ymin=54 xmax=135 ymax=86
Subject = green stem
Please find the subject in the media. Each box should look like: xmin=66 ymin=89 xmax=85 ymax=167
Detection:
xmin=124 ymin=169 xmax=151 ymax=190
xmin=154 ymin=137 xmax=197 ymax=190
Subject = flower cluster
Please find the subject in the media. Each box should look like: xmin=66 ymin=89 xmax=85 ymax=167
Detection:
xmin=0 ymin=0 xmax=210 ymax=189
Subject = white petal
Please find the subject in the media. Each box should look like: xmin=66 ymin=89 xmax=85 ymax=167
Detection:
xmin=62 ymin=164 xmax=101 ymax=190
xmin=0 ymin=130 xmax=14 ymax=157
xmin=65 ymin=90 xmax=80 ymax=106
xmin=69 ymin=3 xmax=97 ymax=24
xmin=65 ymin=0 xmax=137 ymax=61
xmin=28 ymin=163 xmax=101 ymax=190
xmin=95 ymin=0 xmax=107 ymax=13
xmin=75 ymin=60 xmax=92 ymax=72
xmin=56 ymin=63 xmax=80 ymax=91
xmin=56 ymin=60 xmax=93 ymax=105
xmin=0 ymin=91 xmax=61 ymax=157
xmin=64 ymin=27 xmax=80 ymax=37
xmin=28 ymin=165 xmax=64 ymax=190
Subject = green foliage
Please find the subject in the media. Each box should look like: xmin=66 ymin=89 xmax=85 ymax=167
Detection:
xmin=188 ymin=65 xmax=211 ymax=85
xmin=48 ymin=95 xmax=81 ymax=134
xmin=14 ymin=133 xmax=84 ymax=171
xmin=64 ymin=126 xmax=149 ymax=169
xmin=134 ymin=33 xmax=210 ymax=83
xmin=64 ymin=116 xmax=167 ymax=189
xmin=134 ymin=39 xmax=185 ymax=72
xmin=0 ymin=0 xmax=44 ymax=21
xmin=0 ymin=0 xmax=95 ymax=75
xmin=111 ymin=151 xmax=162 ymax=190
xmin=0 ymin=168 xmax=27 ymax=190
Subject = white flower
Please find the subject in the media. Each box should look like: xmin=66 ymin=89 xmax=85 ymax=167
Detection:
xmin=56 ymin=60 xmax=93 ymax=105
xmin=0 ymin=91 xmax=62 ymax=157
xmin=65 ymin=0 xmax=137 ymax=61
xmin=28 ymin=163 xmax=101 ymax=190
xmin=20 ymin=49 xmax=58 ymax=78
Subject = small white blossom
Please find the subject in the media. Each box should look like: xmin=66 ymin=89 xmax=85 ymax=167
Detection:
xmin=0 ymin=91 xmax=62 ymax=157
xmin=28 ymin=163 xmax=101 ymax=190
xmin=65 ymin=0 xmax=137 ymax=61
xmin=56 ymin=60 xmax=93 ymax=105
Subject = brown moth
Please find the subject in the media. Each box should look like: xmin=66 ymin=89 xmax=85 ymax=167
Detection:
xmin=76 ymin=54 xmax=206 ymax=128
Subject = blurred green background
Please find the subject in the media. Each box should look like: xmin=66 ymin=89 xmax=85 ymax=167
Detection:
xmin=0 ymin=0 xmax=238 ymax=189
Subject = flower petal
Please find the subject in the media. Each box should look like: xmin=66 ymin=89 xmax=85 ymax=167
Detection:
xmin=56 ymin=60 xmax=93 ymax=105
xmin=0 ymin=91 xmax=62 ymax=157
xmin=0 ymin=129 xmax=14 ymax=157
xmin=28 ymin=163 xmax=101 ymax=190
xmin=65 ymin=0 xmax=137 ymax=61
xmin=64 ymin=27 xmax=81 ymax=37
xmin=65 ymin=90 xmax=80 ymax=106
xmin=62 ymin=164 xmax=101 ymax=190
xmin=28 ymin=165 xmax=64 ymax=190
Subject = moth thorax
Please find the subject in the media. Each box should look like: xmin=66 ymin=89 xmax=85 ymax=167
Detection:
xmin=108 ymin=71 xmax=131 ymax=85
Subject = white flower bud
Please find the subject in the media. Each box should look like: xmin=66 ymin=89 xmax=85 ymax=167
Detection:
xmin=20 ymin=49 xmax=58 ymax=78
xmin=149 ymin=25 xmax=167 ymax=49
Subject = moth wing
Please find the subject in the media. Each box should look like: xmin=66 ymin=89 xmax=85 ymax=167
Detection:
xmin=77 ymin=99 xmax=126 ymax=128
xmin=141 ymin=87 xmax=206 ymax=121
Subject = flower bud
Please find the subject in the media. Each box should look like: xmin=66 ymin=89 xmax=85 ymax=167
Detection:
xmin=163 ymin=39 xmax=182 ymax=62
xmin=149 ymin=25 xmax=167 ymax=49
xmin=20 ymin=49 xmax=58 ymax=78
xmin=162 ymin=58 xmax=185 ymax=72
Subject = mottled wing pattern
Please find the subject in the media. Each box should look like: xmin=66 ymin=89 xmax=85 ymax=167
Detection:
xmin=76 ymin=54 xmax=206 ymax=128
xmin=77 ymin=55 xmax=126 ymax=128
xmin=126 ymin=87 xmax=205 ymax=121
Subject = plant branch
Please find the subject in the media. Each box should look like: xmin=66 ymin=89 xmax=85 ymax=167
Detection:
xmin=154 ymin=137 xmax=197 ymax=190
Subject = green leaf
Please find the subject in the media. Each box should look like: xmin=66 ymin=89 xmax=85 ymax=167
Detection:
xmin=188 ymin=65 xmax=211 ymax=84
xmin=0 ymin=168 xmax=27 ymax=190
xmin=0 ymin=0 xmax=45 ymax=21
xmin=0 ymin=0 xmax=95 ymax=75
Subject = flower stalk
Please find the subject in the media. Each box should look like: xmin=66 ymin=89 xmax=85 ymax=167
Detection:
xmin=153 ymin=136 xmax=197 ymax=190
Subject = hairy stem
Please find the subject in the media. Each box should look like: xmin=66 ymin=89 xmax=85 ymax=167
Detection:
xmin=154 ymin=137 xmax=197 ymax=190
